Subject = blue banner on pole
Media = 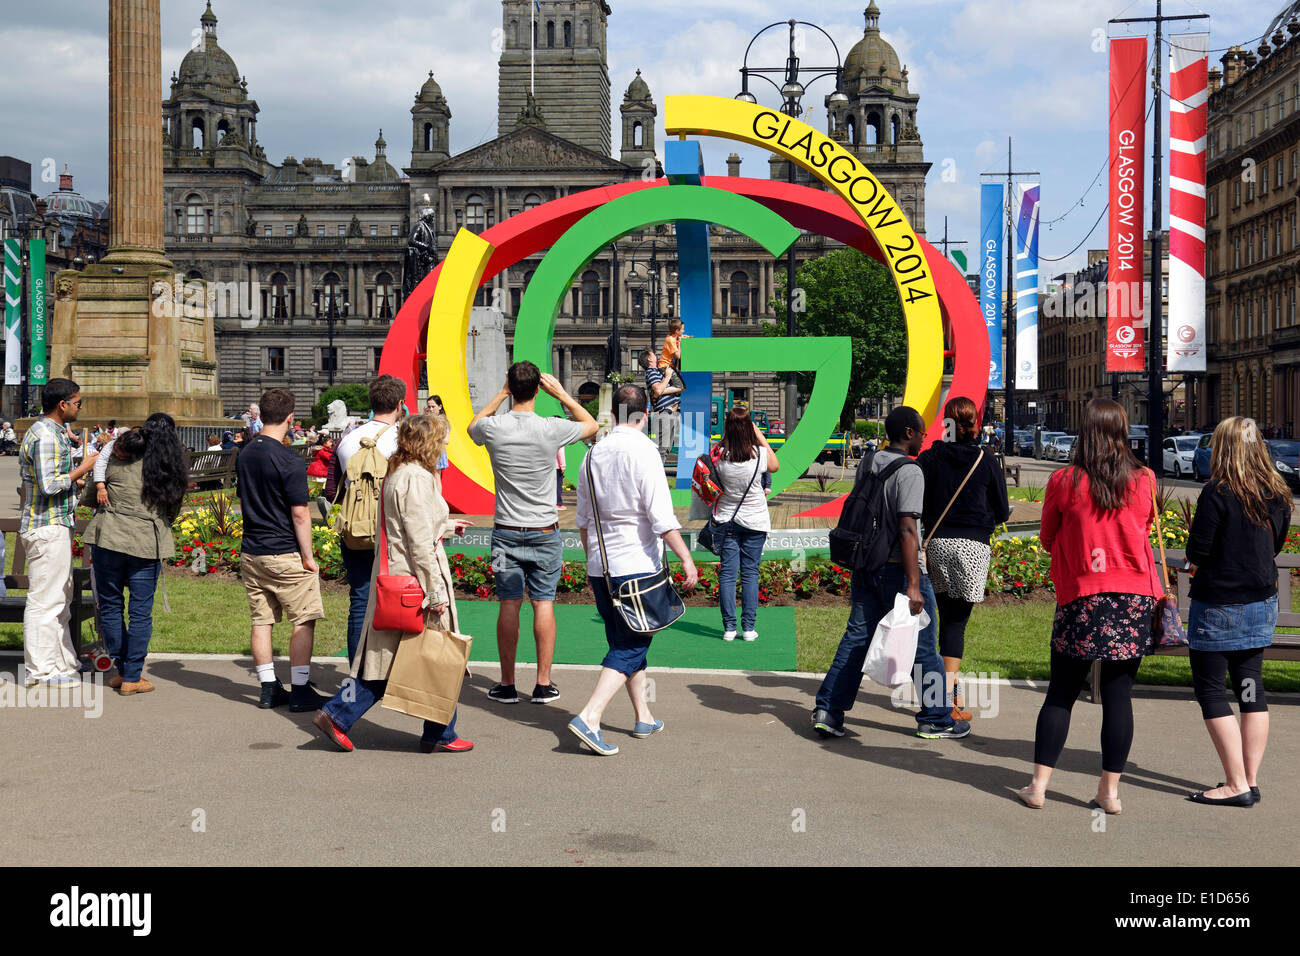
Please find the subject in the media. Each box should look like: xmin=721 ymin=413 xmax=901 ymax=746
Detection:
xmin=1014 ymin=184 xmax=1040 ymax=390
xmin=979 ymin=183 xmax=1003 ymax=390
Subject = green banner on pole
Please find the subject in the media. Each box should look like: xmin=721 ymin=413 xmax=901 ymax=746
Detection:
xmin=4 ymin=238 xmax=19 ymax=386
xmin=29 ymin=238 xmax=46 ymax=385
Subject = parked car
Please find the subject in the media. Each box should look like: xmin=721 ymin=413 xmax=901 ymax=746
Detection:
xmin=1034 ymin=431 xmax=1067 ymax=459
xmin=1045 ymin=434 xmax=1076 ymax=462
xmin=1012 ymin=430 xmax=1034 ymax=456
xmin=1268 ymin=439 xmax=1300 ymax=490
xmin=1162 ymin=434 xmax=1202 ymax=478
xmin=1192 ymin=433 xmax=1212 ymax=481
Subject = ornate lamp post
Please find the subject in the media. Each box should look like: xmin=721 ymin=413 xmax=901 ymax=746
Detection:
xmin=736 ymin=19 xmax=848 ymax=428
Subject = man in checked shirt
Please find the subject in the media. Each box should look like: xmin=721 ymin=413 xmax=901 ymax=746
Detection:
xmin=19 ymin=378 xmax=99 ymax=686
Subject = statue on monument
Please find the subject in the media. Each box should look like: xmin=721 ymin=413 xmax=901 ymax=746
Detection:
xmin=402 ymin=201 xmax=439 ymax=300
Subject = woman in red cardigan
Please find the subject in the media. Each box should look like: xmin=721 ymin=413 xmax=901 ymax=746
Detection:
xmin=1016 ymin=399 xmax=1164 ymax=813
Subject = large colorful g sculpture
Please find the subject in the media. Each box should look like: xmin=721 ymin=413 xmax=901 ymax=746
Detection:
xmin=378 ymin=95 xmax=989 ymax=516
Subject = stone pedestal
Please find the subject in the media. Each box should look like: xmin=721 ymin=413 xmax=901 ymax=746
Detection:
xmin=465 ymin=306 xmax=508 ymax=413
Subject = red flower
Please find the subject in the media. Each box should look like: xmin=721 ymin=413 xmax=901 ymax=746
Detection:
xmin=207 ymin=566 xmax=217 ymax=574
xmin=475 ymin=585 xmax=490 ymax=598
xmin=182 ymin=546 xmax=193 ymax=552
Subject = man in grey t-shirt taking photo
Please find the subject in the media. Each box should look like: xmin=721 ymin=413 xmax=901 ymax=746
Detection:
xmin=469 ymin=361 xmax=598 ymax=704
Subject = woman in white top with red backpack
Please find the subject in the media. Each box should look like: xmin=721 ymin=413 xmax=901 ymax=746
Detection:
xmin=713 ymin=407 xmax=779 ymax=642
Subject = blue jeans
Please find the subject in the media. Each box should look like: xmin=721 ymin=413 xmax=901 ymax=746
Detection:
xmin=91 ymin=546 xmax=160 ymax=683
xmin=814 ymin=563 xmax=952 ymax=729
xmin=322 ymin=677 xmax=458 ymax=745
xmin=340 ymin=543 xmax=374 ymax=663
xmin=718 ymin=523 xmax=766 ymax=632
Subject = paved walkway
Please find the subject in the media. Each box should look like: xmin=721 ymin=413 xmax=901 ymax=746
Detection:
xmin=2 ymin=657 xmax=1295 ymax=866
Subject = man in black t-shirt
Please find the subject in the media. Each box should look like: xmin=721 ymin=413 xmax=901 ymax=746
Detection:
xmin=236 ymin=388 xmax=328 ymax=712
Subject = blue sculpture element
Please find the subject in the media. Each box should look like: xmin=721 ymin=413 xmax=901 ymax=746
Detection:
xmin=665 ymin=139 xmax=713 ymax=490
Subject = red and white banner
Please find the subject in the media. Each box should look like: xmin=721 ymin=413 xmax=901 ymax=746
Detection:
xmin=1107 ymin=37 xmax=1147 ymax=372
xmin=1168 ymin=34 xmax=1209 ymax=372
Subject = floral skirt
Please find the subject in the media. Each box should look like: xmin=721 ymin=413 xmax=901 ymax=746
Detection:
xmin=1051 ymin=592 xmax=1156 ymax=661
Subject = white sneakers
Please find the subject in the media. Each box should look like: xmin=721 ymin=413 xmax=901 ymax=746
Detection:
xmin=742 ymin=631 xmax=758 ymax=643
xmin=723 ymin=630 xmax=737 ymax=642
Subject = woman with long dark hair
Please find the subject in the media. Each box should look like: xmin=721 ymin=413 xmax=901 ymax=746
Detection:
xmin=1016 ymin=398 xmax=1164 ymax=812
xmin=1184 ymin=417 xmax=1290 ymax=807
xmin=918 ymin=396 xmax=1011 ymax=720
xmin=713 ymin=407 xmax=778 ymax=642
xmin=81 ymin=414 xmax=187 ymax=695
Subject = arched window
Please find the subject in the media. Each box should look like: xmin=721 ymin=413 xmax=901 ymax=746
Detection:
xmin=523 ymin=269 xmax=536 ymax=288
xmin=191 ymin=116 xmax=205 ymax=149
xmin=890 ymin=114 xmax=900 ymax=144
xmin=845 ymin=114 xmax=857 ymax=145
xmin=509 ymin=19 xmax=518 ymax=47
xmin=185 ymin=194 xmax=205 ymax=234
xmin=270 ymin=272 xmax=289 ymax=320
xmin=581 ymin=270 xmax=600 ymax=317
xmin=217 ymin=118 xmax=230 ymax=143
xmin=729 ymin=271 xmax=751 ymax=317
xmin=563 ymin=20 xmax=572 ymax=46
xmin=866 ymin=112 xmax=881 ymax=145
xmin=523 ymin=194 xmax=542 ymax=211
xmin=321 ymin=272 xmax=343 ymax=316
xmin=376 ymin=272 xmax=395 ymax=319
xmin=546 ymin=20 xmax=555 ymax=47
xmin=186 ymin=269 xmax=203 ymax=281
xmin=582 ymin=19 xmax=590 ymax=44
xmin=423 ymin=122 xmax=433 ymax=151
xmin=633 ymin=121 xmax=643 ymax=148
xmin=465 ymin=194 xmax=485 ymax=232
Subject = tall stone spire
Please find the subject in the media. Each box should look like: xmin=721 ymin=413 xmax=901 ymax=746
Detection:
xmin=103 ymin=0 xmax=169 ymax=266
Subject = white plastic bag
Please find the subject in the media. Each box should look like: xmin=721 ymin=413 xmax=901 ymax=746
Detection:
xmin=863 ymin=592 xmax=929 ymax=688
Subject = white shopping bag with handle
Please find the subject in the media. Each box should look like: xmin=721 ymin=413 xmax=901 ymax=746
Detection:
xmin=863 ymin=592 xmax=929 ymax=688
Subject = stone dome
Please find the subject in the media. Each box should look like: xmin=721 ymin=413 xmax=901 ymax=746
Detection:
xmin=843 ymin=2 xmax=904 ymax=86
xmin=418 ymin=71 xmax=445 ymax=103
xmin=177 ymin=3 xmax=241 ymax=88
xmin=624 ymin=69 xmax=652 ymax=103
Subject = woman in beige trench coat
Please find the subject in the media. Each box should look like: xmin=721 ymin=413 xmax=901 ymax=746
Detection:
xmin=313 ymin=413 xmax=474 ymax=753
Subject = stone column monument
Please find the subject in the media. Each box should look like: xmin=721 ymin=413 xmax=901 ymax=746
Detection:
xmin=48 ymin=0 xmax=222 ymax=424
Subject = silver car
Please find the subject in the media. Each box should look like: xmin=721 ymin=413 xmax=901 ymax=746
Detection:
xmin=1046 ymin=435 xmax=1075 ymax=462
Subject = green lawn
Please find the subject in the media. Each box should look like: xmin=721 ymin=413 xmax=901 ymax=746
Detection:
xmin=1007 ymin=486 xmax=1045 ymax=502
xmin=4 ymin=556 xmax=1296 ymax=692
xmin=782 ymin=478 xmax=856 ymax=495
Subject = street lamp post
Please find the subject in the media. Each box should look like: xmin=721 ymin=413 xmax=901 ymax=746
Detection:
xmin=736 ymin=18 xmax=848 ymax=431
xmin=317 ymin=276 xmax=347 ymax=386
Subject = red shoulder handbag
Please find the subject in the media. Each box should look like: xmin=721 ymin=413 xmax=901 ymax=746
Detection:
xmin=370 ymin=482 xmax=426 ymax=634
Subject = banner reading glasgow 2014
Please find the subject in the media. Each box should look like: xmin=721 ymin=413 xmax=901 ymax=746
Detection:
xmin=29 ymin=238 xmax=46 ymax=385
xmin=3 ymin=239 xmax=19 ymax=386
xmin=980 ymin=183 xmax=1003 ymax=389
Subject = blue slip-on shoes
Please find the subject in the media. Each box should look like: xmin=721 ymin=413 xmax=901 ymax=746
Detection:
xmin=568 ymin=715 xmax=619 ymax=756
xmin=631 ymin=719 xmax=664 ymax=739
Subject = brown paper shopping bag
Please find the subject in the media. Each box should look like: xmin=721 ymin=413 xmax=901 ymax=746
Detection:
xmin=380 ymin=627 xmax=473 ymax=726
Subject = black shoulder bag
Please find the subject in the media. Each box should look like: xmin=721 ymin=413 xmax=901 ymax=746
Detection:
xmin=584 ymin=454 xmax=686 ymax=634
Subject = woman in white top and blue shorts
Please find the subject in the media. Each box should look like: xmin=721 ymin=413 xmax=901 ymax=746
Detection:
xmin=714 ymin=407 xmax=780 ymax=642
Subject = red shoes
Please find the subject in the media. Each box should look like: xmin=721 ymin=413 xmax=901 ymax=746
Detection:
xmin=420 ymin=738 xmax=474 ymax=753
xmin=312 ymin=710 xmax=354 ymax=752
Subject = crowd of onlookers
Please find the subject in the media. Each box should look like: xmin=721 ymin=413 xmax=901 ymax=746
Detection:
xmin=9 ymin=369 xmax=1281 ymax=807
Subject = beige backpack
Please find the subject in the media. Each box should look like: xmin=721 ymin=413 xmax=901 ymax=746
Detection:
xmin=333 ymin=423 xmax=394 ymax=550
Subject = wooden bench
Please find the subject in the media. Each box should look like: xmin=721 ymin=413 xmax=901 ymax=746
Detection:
xmin=1089 ymin=547 xmax=1300 ymax=700
xmin=997 ymin=452 xmax=1021 ymax=487
xmin=187 ymin=449 xmax=236 ymax=490
xmin=0 ymin=516 xmax=97 ymax=650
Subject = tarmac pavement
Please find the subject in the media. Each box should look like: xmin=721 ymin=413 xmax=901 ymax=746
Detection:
xmin=2 ymin=656 xmax=1296 ymax=866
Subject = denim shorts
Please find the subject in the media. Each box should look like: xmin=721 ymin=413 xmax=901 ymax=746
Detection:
xmin=591 ymin=575 xmax=652 ymax=676
xmin=491 ymin=527 xmax=562 ymax=602
xmin=1188 ymin=595 xmax=1277 ymax=652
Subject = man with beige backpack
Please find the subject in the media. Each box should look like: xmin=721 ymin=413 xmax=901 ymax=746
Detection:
xmin=324 ymin=375 xmax=407 ymax=661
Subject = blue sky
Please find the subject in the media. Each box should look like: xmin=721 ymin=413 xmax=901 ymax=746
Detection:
xmin=0 ymin=0 xmax=1288 ymax=277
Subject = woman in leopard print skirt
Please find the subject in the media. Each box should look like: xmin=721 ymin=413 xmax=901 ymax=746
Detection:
xmin=918 ymin=397 xmax=1011 ymax=720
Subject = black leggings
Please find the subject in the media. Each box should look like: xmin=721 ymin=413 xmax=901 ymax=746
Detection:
xmin=1033 ymin=651 xmax=1142 ymax=774
xmin=1189 ymin=648 xmax=1268 ymax=720
xmin=935 ymin=593 xmax=974 ymax=659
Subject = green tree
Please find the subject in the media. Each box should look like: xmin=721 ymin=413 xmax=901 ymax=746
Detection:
xmin=765 ymin=248 xmax=907 ymax=430
xmin=310 ymin=383 xmax=371 ymax=427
